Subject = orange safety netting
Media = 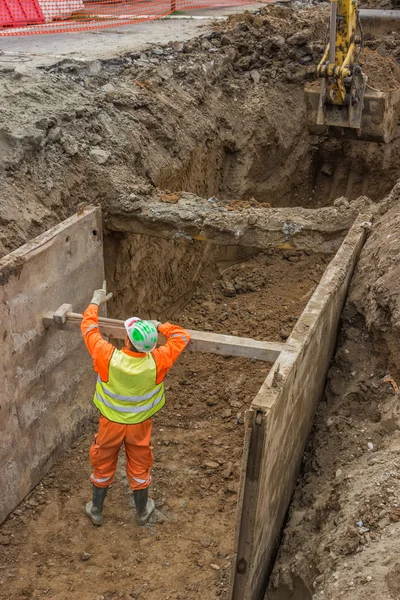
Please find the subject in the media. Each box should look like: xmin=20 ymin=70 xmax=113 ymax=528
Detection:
xmin=0 ymin=0 xmax=255 ymax=35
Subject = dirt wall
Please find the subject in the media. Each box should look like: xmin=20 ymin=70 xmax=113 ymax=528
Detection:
xmin=104 ymin=232 xmax=261 ymax=321
xmin=0 ymin=207 xmax=104 ymax=524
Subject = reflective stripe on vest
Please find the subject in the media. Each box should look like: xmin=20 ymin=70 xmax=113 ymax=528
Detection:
xmin=93 ymin=349 xmax=165 ymax=424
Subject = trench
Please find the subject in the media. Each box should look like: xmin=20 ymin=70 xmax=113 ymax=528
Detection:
xmin=151 ymin=100 xmax=400 ymax=209
xmin=1 ymin=7 xmax=400 ymax=598
xmin=0 ymin=225 xmax=332 ymax=600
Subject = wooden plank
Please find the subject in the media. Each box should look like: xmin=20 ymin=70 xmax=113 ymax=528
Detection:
xmin=43 ymin=311 xmax=292 ymax=362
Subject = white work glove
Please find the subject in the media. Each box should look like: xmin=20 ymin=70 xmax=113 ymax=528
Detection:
xmin=91 ymin=280 xmax=113 ymax=306
xmin=150 ymin=319 xmax=161 ymax=331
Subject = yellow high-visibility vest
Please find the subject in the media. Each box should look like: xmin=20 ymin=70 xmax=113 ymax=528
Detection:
xmin=93 ymin=350 xmax=165 ymax=424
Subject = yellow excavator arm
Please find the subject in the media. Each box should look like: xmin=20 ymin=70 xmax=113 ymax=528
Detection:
xmin=318 ymin=0 xmax=359 ymax=104
xmin=305 ymin=0 xmax=399 ymax=142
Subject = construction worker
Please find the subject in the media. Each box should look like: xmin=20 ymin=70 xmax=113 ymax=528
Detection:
xmin=80 ymin=281 xmax=190 ymax=526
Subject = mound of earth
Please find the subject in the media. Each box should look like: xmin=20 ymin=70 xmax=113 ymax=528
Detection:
xmin=1 ymin=4 xmax=400 ymax=260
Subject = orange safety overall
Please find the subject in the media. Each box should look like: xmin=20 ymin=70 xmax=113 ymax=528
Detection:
xmin=81 ymin=304 xmax=190 ymax=490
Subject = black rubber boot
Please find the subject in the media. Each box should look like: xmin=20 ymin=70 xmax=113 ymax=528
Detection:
xmin=85 ymin=485 xmax=108 ymax=526
xmin=133 ymin=488 xmax=155 ymax=526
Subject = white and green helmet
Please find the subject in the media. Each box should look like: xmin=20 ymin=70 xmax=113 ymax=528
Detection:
xmin=124 ymin=317 xmax=158 ymax=353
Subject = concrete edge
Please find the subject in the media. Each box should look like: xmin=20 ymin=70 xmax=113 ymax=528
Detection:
xmin=0 ymin=206 xmax=99 ymax=267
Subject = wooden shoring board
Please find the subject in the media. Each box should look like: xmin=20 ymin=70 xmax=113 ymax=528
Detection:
xmin=43 ymin=311 xmax=294 ymax=362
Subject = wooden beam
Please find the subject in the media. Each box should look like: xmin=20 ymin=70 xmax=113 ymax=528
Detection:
xmin=43 ymin=311 xmax=292 ymax=362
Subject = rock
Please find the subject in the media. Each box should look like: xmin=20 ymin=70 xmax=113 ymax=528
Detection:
xmin=60 ymin=484 xmax=70 ymax=493
xmin=204 ymin=460 xmax=220 ymax=469
xmin=333 ymin=196 xmax=350 ymax=209
xmin=35 ymin=117 xmax=57 ymax=131
xmin=101 ymin=83 xmax=115 ymax=93
xmin=250 ymin=70 xmax=261 ymax=84
xmin=47 ymin=127 xmax=62 ymax=143
xmin=221 ymin=280 xmax=236 ymax=298
xmin=289 ymin=510 xmax=306 ymax=528
xmin=81 ymin=551 xmax=91 ymax=561
xmin=227 ymin=482 xmax=238 ymax=494
xmin=200 ymin=538 xmax=212 ymax=547
xmin=222 ymin=466 xmax=232 ymax=479
xmin=90 ymin=134 xmax=103 ymax=146
xmin=152 ymin=48 xmax=165 ymax=56
xmin=0 ymin=535 xmax=11 ymax=546
xmin=170 ymin=41 xmax=185 ymax=52
xmin=298 ymin=55 xmax=313 ymax=65
xmin=210 ymin=563 xmax=221 ymax=570
xmin=206 ymin=397 xmax=218 ymax=406
xmin=247 ymin=213 xmax=258 ymax=226
xmin=90 ymin=147 xmax=110 ymax=165
xmin=321 ymin=163 xmax=333 ymax=176
xmin=229 ymin=400 xmax=242 ymax=409
xmin=157 ymin=66 xmax=173 ymax=81
xmin=270 ymin=35 xmax=286 ymax=50
xmin=135 ymin=59 xmax=149 ymax=68
xmin=62 ymin=134 xmax=78 ymax=156
xmin=279 ymin=329 xmax=290 ymax=341
xmin=88 ymin=60 xmax=102 ymax=76
xmin=287 ymin=29 xmax=312 ymax=47
xmin=378 ymin=517 xmax=391 ymax=529
xmin=222 ymin=409 xmax=232 ymax=419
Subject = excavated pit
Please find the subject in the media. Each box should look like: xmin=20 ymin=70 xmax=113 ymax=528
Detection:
xmin=0 ymin=227 xmax=332 ymax=600
xmin=1 ymin=4 xmax=400 ymax=600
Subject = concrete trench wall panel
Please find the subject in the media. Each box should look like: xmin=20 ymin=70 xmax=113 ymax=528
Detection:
xmin=230 ymin=219 xmax=369 ymax=600
xmin=0 ymin=207 xmax=104 ymax=525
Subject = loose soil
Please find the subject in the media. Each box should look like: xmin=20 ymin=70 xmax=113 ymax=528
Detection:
xmin=359 ymin=49 xmax=400 ymax=91
xmin=0 ymin=251 xmax=331 ymax=600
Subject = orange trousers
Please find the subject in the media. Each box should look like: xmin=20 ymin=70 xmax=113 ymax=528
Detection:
xmin=89 ymin=415 xmax=153 ymax=490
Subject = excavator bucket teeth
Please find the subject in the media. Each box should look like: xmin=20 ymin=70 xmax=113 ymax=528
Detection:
xmin=305 ymin=80 xmax=400 ymax=143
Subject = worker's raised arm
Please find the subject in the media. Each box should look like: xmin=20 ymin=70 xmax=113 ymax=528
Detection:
xmin=81 ymin=282 xmax=114 ymax=382
xmin=152 ymin=322 xmax=191 ymax=384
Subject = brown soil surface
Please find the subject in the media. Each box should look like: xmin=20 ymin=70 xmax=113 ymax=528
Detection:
xmin=0 ymin=251 xmax=330 ymax=600
xmin=360 ymin=49 xmax=400 ymax=91
xmin=268 ymin=184 xmax=400 ymax=600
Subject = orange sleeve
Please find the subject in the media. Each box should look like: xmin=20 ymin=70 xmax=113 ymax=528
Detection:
xmin=80 ymin=303 xmax=115 ymax=382
xmin=152 ymin=322 xmax=191 ymax=384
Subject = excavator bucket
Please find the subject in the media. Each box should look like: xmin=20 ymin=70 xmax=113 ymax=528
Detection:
xmin=305 ymin=79 xmax=400 ymax=143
